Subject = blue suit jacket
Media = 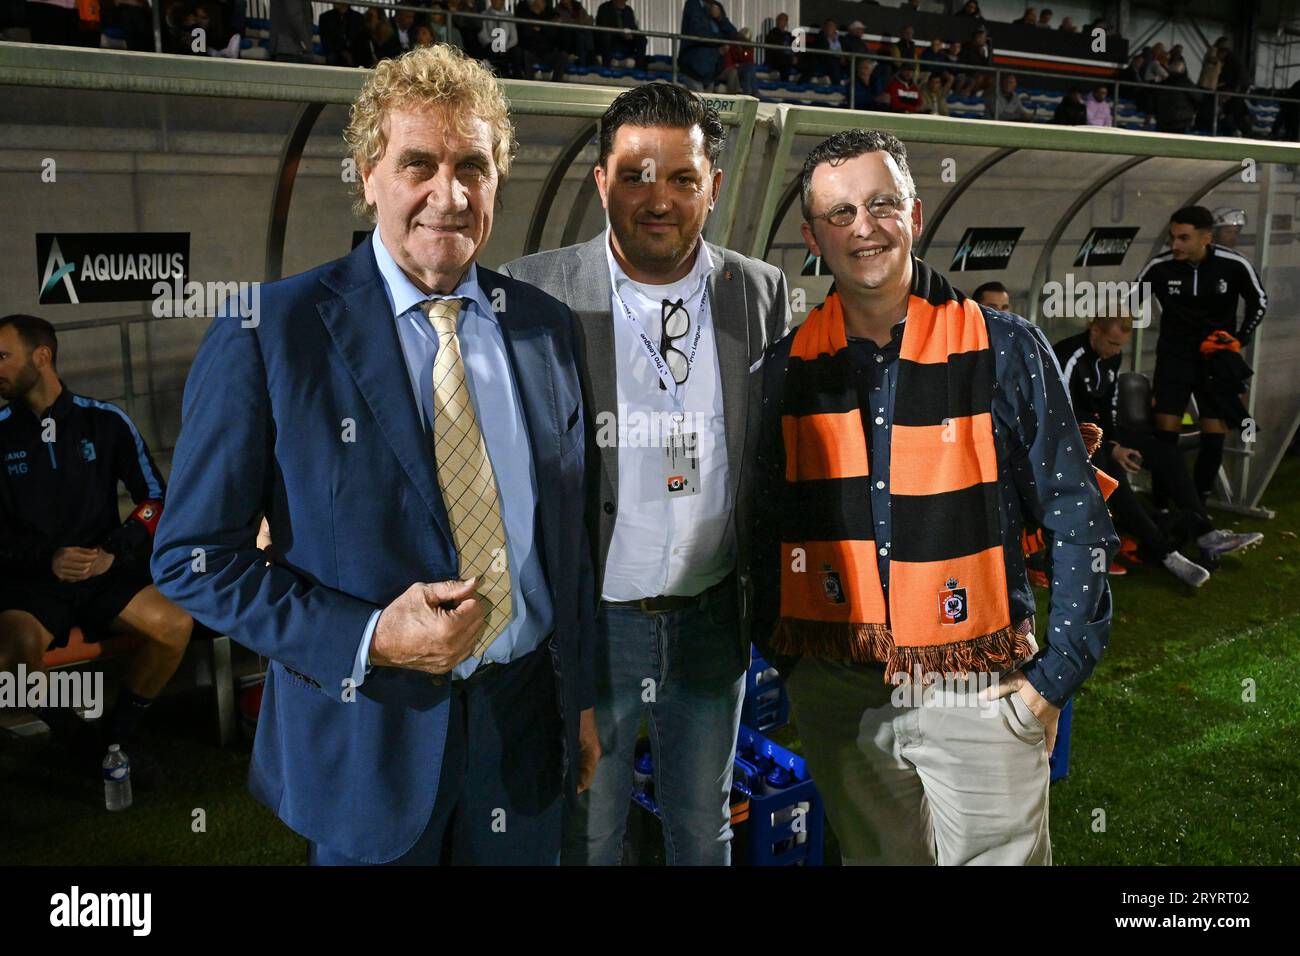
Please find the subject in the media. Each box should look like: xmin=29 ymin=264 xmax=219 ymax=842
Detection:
xmin=152 ymin=237 xmax=596 ymax=862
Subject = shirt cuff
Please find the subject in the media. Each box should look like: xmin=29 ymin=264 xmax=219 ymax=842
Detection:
xmin=351 ymin=609 xmax=382 ymax=690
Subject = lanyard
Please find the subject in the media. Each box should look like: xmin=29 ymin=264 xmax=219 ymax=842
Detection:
xmin=613 ymin=282 xmax=707 ymax=411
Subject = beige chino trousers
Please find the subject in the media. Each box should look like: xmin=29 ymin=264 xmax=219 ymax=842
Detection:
xmin=786 ymin=656 xmax=1052 ymax=866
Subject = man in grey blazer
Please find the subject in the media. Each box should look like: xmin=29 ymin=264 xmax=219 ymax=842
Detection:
xmin=502 ymin=83 xmax=790 ymax=865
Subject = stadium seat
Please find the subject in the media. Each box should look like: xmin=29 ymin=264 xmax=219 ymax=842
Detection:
xmin=39 ymin=626 xmax=238 ymax=747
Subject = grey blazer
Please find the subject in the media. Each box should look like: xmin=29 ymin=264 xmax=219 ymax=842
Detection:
xmin=501 ymin=232 xmax=790 ymax=657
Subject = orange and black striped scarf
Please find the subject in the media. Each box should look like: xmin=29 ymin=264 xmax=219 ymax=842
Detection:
xmin=772 ymin=262 xmax=1032 ymax=678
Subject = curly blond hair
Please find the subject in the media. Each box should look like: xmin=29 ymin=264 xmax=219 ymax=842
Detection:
xmin=343 ymin=45 xmax=517 ymax=222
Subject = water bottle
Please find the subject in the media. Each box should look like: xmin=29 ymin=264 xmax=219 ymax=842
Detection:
xmin=633 ymin=749 xmax=654 ymax=793
xmin=103 ymin=744 xmax=132 ymax=811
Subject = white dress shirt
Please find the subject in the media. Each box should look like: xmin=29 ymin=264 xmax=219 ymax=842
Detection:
xmin=601 ymin=229 xmax=734 ymax=601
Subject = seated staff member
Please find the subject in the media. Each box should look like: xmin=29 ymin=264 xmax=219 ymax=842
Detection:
xmin=0 ymin=314 xmax=191 ymax=787
xmin=1054 ymin=314 xmax=1262 ymax=587
xmin=752 ymin=128 xmax=1119 ymax=865
xmin=970 ymin=280 xmax=1010 ymax=312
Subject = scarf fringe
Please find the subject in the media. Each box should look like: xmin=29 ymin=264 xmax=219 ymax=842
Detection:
xmin=773 ymin=619 xmax=1033 ymax=681
xmin=771 ymin=618 xmax=893 ymax=663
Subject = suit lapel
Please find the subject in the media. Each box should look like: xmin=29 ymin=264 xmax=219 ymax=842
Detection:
xmin=707 ymin=243 xmax=751 ymax=514
xmin=571 ymin=235 xmax=618 ymax=497
xmin=315 ymin=242 xmax=454 ymax=555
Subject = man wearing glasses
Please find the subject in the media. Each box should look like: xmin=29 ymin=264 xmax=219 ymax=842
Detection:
xmin=752 ymin=129 xmax=1118 ymax=864
xmin=503 ymin=83 xmax=791 ymax=865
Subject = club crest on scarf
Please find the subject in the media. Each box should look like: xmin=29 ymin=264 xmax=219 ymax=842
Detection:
xmin=821 ymin=563 xmax=846 ymax=605
xmin=939 ymin=577 xmax=969 ymax=625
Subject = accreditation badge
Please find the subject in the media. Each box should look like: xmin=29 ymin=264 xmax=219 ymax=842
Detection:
xmin=662 ymin=426 xmax=700 ymax=497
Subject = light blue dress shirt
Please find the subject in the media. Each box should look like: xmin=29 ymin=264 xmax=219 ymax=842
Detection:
xmin=350 ymin=229 xmax=554 ymax=686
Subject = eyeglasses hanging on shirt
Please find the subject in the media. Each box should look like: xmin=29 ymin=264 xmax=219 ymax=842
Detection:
xmin=611 ymin=282 xmax=707 ymax=404
xmin=659 ymin=298 xmax=691 ymax=390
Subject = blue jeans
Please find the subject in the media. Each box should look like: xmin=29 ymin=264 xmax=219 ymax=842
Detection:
xmin=562 ymin=587 xmax=746 ymax=865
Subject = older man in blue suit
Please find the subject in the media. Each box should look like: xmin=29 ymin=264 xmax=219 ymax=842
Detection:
xmin=152 ymin=45 xmax=599 ymax=865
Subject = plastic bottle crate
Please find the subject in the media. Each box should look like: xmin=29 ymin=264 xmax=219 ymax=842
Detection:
xmin=630 ymin=725 xmax=824 ymax=866
xmin=1049 ymin=697 xmax=1073 ymax=783
xmin=732 ymin=725 xmax=823 ymax=866
xmin=742 ymin=645 xmax=790 ymax=733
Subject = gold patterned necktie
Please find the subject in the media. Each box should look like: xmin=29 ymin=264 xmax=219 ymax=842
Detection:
xmin=423 ymin=297 xmax=513 ymax=656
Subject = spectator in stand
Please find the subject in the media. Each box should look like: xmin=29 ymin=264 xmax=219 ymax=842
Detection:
xmin=679 ymin=0 xmax=738 ymax=91
xmin=413 ymin=21 xmax=436 ymax=47
xmin=72 ymin=0 xmax=101 ymax=48
xmin=921 ymin=71 xmax=953 ymax=115
xmin=269 ymin=0 xmax=314 ymax=62
xmin=958 ymin=26 xmax=993 ymax=97
xmin=1198 ymin=43 xmax=1224 ymax=94
xmin=1014 ymin=7 xmax=1037 ymax=27
xmin=809 ymin=18 xmax=848 ymax=86
xmin=25 ymin=0 xmax=78 ymax=46
xmin=321 ymin=3 xmax=367 ymax=67
xmin=887 ymin=61 xmax=923 ymax=113
xmin=1053 ymin=87 xmax=1086 ymax=125
xmin=1038 ymin=9 xmax=1052 ymax=28
xmin=479 ymin=0 xmax=523 ymax=77
xmin=159 ymin=0 xmax=188 ymax=54
xmin=192 ymin=0 xmax=232 ymax=54
xmin=843 ymin=19 xmax=868 ymax=58
xmin=1212 ymin=37 xmax=1251 ymax=137
xmin=596 ymin=0 xmax=647 ymax=70
xmin=764 ymin=12 xmax=796 ymax=81
xmin=108 ymin=0 xmax=156 ymax=52
xmin=555 ymin=0 xmax=595 ymax=69
xmin=1087 ymin=84 xmax=1113 ymax=126
xmin=990 ymin=72 xmax=1033 ymax=122
xmin=956 ymin=0 xmax=984 ymax=23
xmin=391 ymin=8 xmax=423 ymax=54
xmin=851 ymin=57 xmax=890 ymax=110
xmin=943 ymin=39 xmax=964 ymax=88
xmin=891 ymin=24 xmax=917 ymax=71
xmin=449 ymin=0 xmax=487 ymax=60
xmin=1154 ymin=57 xmax=1200 ymax=134
xmin=1272 ymin=78 xmax=1300 ymax=140
xmin=918 ymin=37 xmax=947 ymax=81
xmin=720 ymin=26 xmax=756 ymax=95
xmin=1143 ymin=42 xmax=1169 ymax=85
xmin=517 ymin=0 xmax=568 ymax=82
xmin=1119 ymin=51 xmax=1146 ymax=111
xmin=361 ymin=6 xmax=401 ymax=65
xmin=1214 ymin=36 xmax=1241 ymax=91
xmin=429 ymin=9 xmax=463 ymax=49
xmin=1058 ymin=16 xmax=1077 ymax=33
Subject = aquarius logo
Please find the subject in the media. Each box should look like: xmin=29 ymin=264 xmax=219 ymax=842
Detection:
xmin=40 ymin=237 xmax=78 ymax=304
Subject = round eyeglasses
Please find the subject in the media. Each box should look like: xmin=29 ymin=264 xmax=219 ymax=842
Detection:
xmin=812 ymin=194 xmax=915 ymax=227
